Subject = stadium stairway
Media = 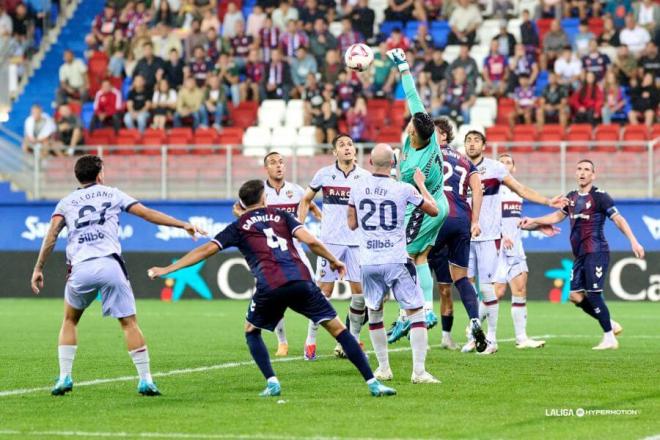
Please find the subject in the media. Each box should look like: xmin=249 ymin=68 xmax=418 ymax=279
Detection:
xmin=5 ymin=0 xmax=104 ymax=137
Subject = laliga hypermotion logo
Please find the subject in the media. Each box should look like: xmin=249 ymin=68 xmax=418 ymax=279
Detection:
xmin=545 ymin=259 xmax=574 ymax=303
xmin=156 ymin=259 xmax=212 ymax=301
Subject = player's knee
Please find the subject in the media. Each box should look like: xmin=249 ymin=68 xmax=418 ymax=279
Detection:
xmin=367 ymin=308 xmax=384 ymax=324
xmin=438 ymin=284 xmax=451 ymax=299
xmin=494 ymin=284 xmax=506 ymax=300
xmin=569 ymin=292 xmax=583 ymax=304
xmin=118 ymin=315 xmax=138 ymax=329
xmin=244 ymin=322 xmax=259 ymax=334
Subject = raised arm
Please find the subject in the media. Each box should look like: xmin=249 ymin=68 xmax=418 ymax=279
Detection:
xmin=128 ymin=203 xmax=206 ymax=238
xmin=503 ymin=175 xmax=568 ymax=209
xmin=147 ymin=242 xmax=219 ymax=279
xmin=468 ymin=173 xmax=482 ymax=237
xmin=31 ymin=215 xmax=66 ymax=294
xmin=386 ymin=48 xmax=425 ymax=115
xmin=297 ymin=188 xmax=317 ymax=223
xmin=612 ymin=213 xmax=645 ymax=259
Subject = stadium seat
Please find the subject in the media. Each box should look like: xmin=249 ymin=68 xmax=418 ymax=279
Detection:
xmin=536 ymin=18 xmax=553 ymax=46
xmin=375 ymin=126 xmax=402 ymax=143
xmin=469 ymin=46 xmax=489 ymax=73
xmin=328 ymin=21 xmax=343 ymax=38
xmin=404 ymin=21 xmax=422 ymax=40
xmin=232 ymin=108 xmax=257 ymax=128
xmin=511 ymin=126 xmax=536 ymax=152
xmin=477 ymin=19 xmax=502 ymax=45
xmin=565 ymin=131 xmax=591 ymax=151
xmin=486 ymin=126 xmax=510 ymax=144
xmin=271 ymin=127 xmax=298 ymax=156
xmin=568 ymin=124 xmax=593 ymax=135
xmin=379 ymin=21 xmax=404 ymax=36
xmin=470 ymin=106 xmax=495 ymax=128
xmin=167 ymin=134 xmax=191 ymax=155
xmin=537 ymin=130 xmax=562 ymax=152
xmin=474 ymin=97 xmax=497 ymax=120
xmin=295 ymin=126 xmax=317 ymax=156
xmin=588 ymin=17 xmax=604 ymax=36
xmin=169 ymin=127 xmax=193 ymax=139
xmin=243 ymin=126 xmax=271 ymax=156
xmin=443 ymin=45 xmax=460 ymax=64
xmin=193 ymin=128 xmax=220 ymax=154
xmin=507 ymin=18 xmax=522 ymax=42
xmin=593 ymin=130 xmax=619 ymax=152
xmin=285 ymin=100 xmax=305 ymax=128
xmin=430 ymin=21 xmax=450 ymax=48
xmin=258 ymin=99 xmax=286 ymax=128
xmin=622 ymin=125 xmax=649 ymax=151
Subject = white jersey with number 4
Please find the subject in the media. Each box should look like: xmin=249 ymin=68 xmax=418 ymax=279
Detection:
xmin=500 ymin=185 xmax=525 ymax=258
xmin=471 ymin=157 xmax=509 ymax=242
xmin=348 ymin=174 xmax=424 ymax=265
xmin=52 ymin=184 xmax=137 ymax=265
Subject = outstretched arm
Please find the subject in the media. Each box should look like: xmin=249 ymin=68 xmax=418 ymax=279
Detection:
xmin=387 ymin=48 xmax=425 ymax=115
xmin=31 ymin=215 xmax=66 ymax=294
xmin=148 ymin=242 xmax=219 ymax=279
xmin=520 ymin=210 xmax=567 ymax=230
xmin=612 ymin=214 xmax=645 ymax=258
xmin=298 ymin=188 xmax=317 ymax=223
xmin=128 ymin=203 xmax=206 ymax=238
xmin=503 ymin=175 xmax=568 ymax=209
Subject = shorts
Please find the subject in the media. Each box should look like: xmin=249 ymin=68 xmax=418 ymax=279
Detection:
xmin=405 ymin=194 xmax=449 ymax=255
xmin=494 ymin=252 xmax=528 ymax=284
xmin=570 ymin=252 xmax=609 ymax=293
xmin=468 ymin=240 xmax=501 ymax=284
xmin=428 ymin=217 xmax=471 ymax=284
xmin=65 ymin=255 xmax=136 ymax=318
xmin=361 ymin=261 xmax=424 ymax=311
xmin=316 ymin=244 xmax=360 ymax=283
xmin=246 ymin=280 xmax=337 ymax=331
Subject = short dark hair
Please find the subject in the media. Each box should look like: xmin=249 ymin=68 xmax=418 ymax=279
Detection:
xmin=412 ymin=112 xmax=434 ymax=141
xmin=75 ymin=155 xmax=104 ymax=184
xmin=263 ymin=151 xmax=281 ymax=165
xmin=465 ymin=130 xmax=486 ymax=144
xmin=239 ymin=179 xmax=265 ymax=207
xmin=577 ymin=159 xmax=595 ymax=171
xmin=499 ymin=153 xmax=515 ymax=165
xmin=332 ymin=133 xmax=353 ymax=149
xmin=433 ymin=117 xmax=454 ymax=144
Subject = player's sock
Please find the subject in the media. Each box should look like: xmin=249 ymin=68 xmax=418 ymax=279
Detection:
xmin=306 ymin=320 xmax=319 ymax=345
xmin=245 ymin=330 xmax=276 ymax=380
xmin=575 ymin=298 xmax=599 ymax=319
xmin=335 ymin=329 xmax=374 ymax=382
xmin=348 ymin=294 xmax=366 ymax=340
xmin=416 ymin=263 xmax=434 ymax=310
xmin=408 ymin=310 xmax=428 ymax=376
xmin=455 ymin=277 xmax=479 ymax=320
xmin=511 ymin=296 xmax=528 ymax=343
xmin=481 ymin=284 xmax=499 ymax=343
xmin=58 ymin=345 xmax=77 ymax=380
xmin=478 ymin=301 xmax=487 ymax=322
xmin=129 ymin=346 xmax=153 ymax=382
xmin=275 ymin=318 xmax=287 ymax=345
xmin=585 ymin=292 xmax=613 ymax=333
xmin=441 ymin=314 xmax=454 ymax=337
xmin=367 ymin=308 xmax=389 ymax=370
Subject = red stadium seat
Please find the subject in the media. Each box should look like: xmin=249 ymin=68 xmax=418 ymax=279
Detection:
xmin=568 ymin=124 xmax=593 ymax=135
xmin=537 ymin=131 xmax=562 ymax=152
xmin=167 ymin=133 xmax=192 ymax=155
xmin=375 ymin=126 xmax=402 ymax=143
xmin=367 ymin=108 xmax=388 ymax=129
xmin=587 ymin=17 xmax=604 ymax=36
xmin=536 ymin=19 xmax=554 ymax=47
xmin=231 ymin=109 xmax=257 ymax=128
xmin=622 ymin=125 xmax=649 ymax=151
xmin=193 ymin=133 xmax=219 ymax=154
xmin=511 ymin=130 xmax=536 ymax=152
xmin=593 ymin=130 xmax=619 ymax=151
xmin=565 ymin=131 xmax=591 ymax=151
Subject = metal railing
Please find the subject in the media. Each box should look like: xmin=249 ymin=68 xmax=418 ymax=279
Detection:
xmin=10 ymin=139 xmax=660 ymax=200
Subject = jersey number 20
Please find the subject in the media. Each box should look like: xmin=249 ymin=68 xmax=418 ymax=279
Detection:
xmin=359 ymin=199 xmax=397 ymax=231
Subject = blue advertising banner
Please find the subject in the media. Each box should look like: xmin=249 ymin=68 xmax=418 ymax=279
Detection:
xmin=1 ymin=199 xmax=659 ymax=252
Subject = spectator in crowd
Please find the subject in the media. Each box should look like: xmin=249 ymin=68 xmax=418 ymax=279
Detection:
xmin=415 ymin=71 xmax=435 ymax=109
xmin=91 ymin=3 xmax=119 ymax=44
xmin=12 ymin=3 xmax=35 ymax=51
xmin=565 ymin=0 xmax=600 ymax=20
xmin=152 ymin=23 xmax=183 ymax=59
xmin=335 ymin=69 xmax=362 ymax=112
xmin=384 ymin=0 xmax=414 ymax=23
xmin=536 ymin=72 xmax=569 ymax=128
xmin=193 ymin=0 xmax=216 ymax=16
xmin=509 ymin=73 xmax=536 ymax=127
xmin=536 ymin=0 xmax=559 ymax=19
xmin=53 ymin=104 xmax=83 ymax=156
xmin=124 ymin=75 xmax=151 ymax=133
xmin=492 ymin=0 xmax=513 ymax=18
xmin=187 ymin=45 xmax=213 ymax=87
xmin=448 ymin=0 xmax=481 ymax=46
xmin=520 ymin=9 xmax=540 ymax=50
xmin=300 ymin=0 xmax=324 ymax=32
xmin=131 ymin=23 xmax=152 ymax=60
xmin=184 ymin=19 xmax=206 ymax=62
xmin=483 ymin=39 xmax=508 ymax=97
xmin=272 ymin=0 xmax=298 ymax=31
xmin=416 ymin=0 xmax=442 ymax=21
xmin=165 ymin=47 xmax=185 ymax=88
xmin=91 ymin=79 xmax=122 ymax=133
xmin=151 ymin=0 xmax=176 ymax=28
xmin=313 ymin=100 xmax=338 ymax=143
xmin=598 ymin=16 xmax=620 ymax=47
xmin=309 ymin=18 xmax=338 ymax=65
xmin=338 ymin=17 xmax=362 ymax=54
xmin=216 ymin=52 xmax=240 ymax=106
xmin=200 ymin=7 xmax=220 ymax=33
xmin=240 ymin=48 xmax=265 ymax=101
xmin=174 ymin=76 xmax=206 ymax=128
xmin=257 ymin=15 xmax=281 ymax=63
xmin=604 ymin=0 xmax=633 ymax=28
xmin=122 ymin=1 xmax=151 ymax=39
xmin=435 ymin=66 xmax=475 ymax=125
xmin=412 ymin=23 xmax=433 ymax=57
xmin=107 ymin=28 xmax=128 ymax=77
xmin=424 ymin=48 xmax=449 ymax=93
xmin=203 ymin=26 xmax=221 ymax=62
xmin=280 ymin=19 xmax=309 ymax=59
xmin=302 ymin=72 xmax=324 ymax=125
xmin=133 ymin=42 xmax=166 ymax=95
xmin=447 ymin=43 xmax=479 ymax=88
xmin=542 ymin=19 xmax=569 ymax=70
xmin=22 ymin=104 xmax=56 ymax=156
xmin=262 ymin=48 xmax=292 ymax=100
xmin=0 ymin=4 xmax=12 ymax=36
xmin=290 ymin=46 xmax=317 ymax=97
xmin=582 ymin=39 xmax=611 ymax=81
xmin=569 ymin=71 xmax=604 ymax=124
xmin=151 ymin=78 xmax=177 ymax=129
xmin=628 ymin=72 xmax=658 ymax=126
xmin=508 ymin=43 xmax=539 ymax=90
xmin=619 ymin=13 xmax=651 ymax=57
xmin=177 ymin=0 xmax=197 ymax=29
xmin=56 ymin=50 xmax=88 ymax=105
xmin=385 ymin=27 xmax=411 ymax=51
xmin=202 ymin=73 xmax=227 ymax=129
xmin=573 ymin=20 xmax=595 ymax=57
xmin=351 ymin=0 xmax=375 ymax=41
xmin=246 ymin=4 xmax=266 ymax=37
xmin=633 ymin=0 xmax=659 ymax=38
xmin=406 ymin=48 xmax=425 ymax=75
xmin=614 ymin=44 xmax=638 ymax=86
xmin=346 ymin=95 xmax=367 ymax=141
xmin=367 ymin=42 xmax=396 ymax=98
xmin=320 ymin=48 xmax=342 ymax=84
xmin=124 ymin=50 xmax=138 ymax=78
xmin=638 ymin=42 xmax=659 ymax=86
xmin=222 ymin=2 xmax=244 ymax=38
xmin=601 ymin=70 xmax=626 ymax=124
xmin=493 ymin=21 xmax=516 ymax=57
xmin=554 ymin=46 xmax=583 ymax=88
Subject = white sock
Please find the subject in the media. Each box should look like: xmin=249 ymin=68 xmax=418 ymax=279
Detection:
xmin=348 ymin=294 xmax=366 ymax=340
xmin=129 ymin=346 xmax=153 ymax=382
xmin=58 ymin=345 xmax=77 ymax=380
xmin=408 ymin=310 xmax=428 ymax=376
xmin=442 ymin=330 xmax=451 ymax=339
xmin=367 ymin=308 xmax=389 ymax=371
xmin=424 ymin=300 xmax=433 ymax=311
xmin=511 ymin=296 xmax=528 ymax=343
xmin=306 ymin=320 xmax=319 ymax=345
xmin=478 ymin=300 xmax=487 ymax=322
xmin=481 ymin=284 xmax=499 ymax=344
xmin=267 ymin=376 xmax=279 ymax=384
xmin=275 ymin=318 xmax=287 ymax=344
xmin=603 ymin=330 xmax=615 ymax=343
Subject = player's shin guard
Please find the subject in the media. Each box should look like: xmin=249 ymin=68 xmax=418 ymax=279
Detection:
xmin=245 ymin=330 xmax=276 ymax=380
xmin=417 ymin=263 xmax=434 ymax=310
xmin=349 ymin=294 xmax=366 ymax=340
xmin=367 ymin=308 xmax=389 ymax=371
xmin=511 ymin=296 xmax=528 ymax=343
xmin=408 ymin=310 xmax=428 ymax=376
xmin=335 ymin=329 xmax=374 ymax=382
xmin=585 ymin=292 xmax=613 ymax=333
xmin=575 ymin=297 xmax=599 ymax=320
xmin=441 ymin=314 xmax=454 ymax=335
xmin=481 ymin=284 xmax=499 ymax=343
xmin=58 ymin=345 xmax=77 ymax=380
xmin=129 ymin=346 xmax=153 ymax=382
xmin=306 ymin=320 xmax=319 ymax=345
xmin=275 ymin=318 xmax=287 ymax=344
xmin=455 ymin=277 xmax=479 ymax=320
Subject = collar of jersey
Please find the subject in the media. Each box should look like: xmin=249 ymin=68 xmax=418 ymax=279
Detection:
xmin=335 ymin=161 xmax=356 ymax=178
xmin=76 ymin=183 xmax=98 ymax=190
xmin=265 ymin=178 xmax=286 ymax=194
xmin=372 ymin=173 xmax=389 ymax=178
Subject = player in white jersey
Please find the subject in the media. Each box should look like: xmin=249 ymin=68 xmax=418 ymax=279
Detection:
xmin=494 ymin=154 xmax=552 ymax=349
xmin=30 ymin=155 xmax=204 ymax=396
xmin=234 ymin=151 xmax=322 ymax=357
xmin=348 ymin=143 xmax=440 ymax=384
xmin=463 ymin=131 xmax=567 ymax=354
xmin=299 ymin=134 xmax=371 ymax=360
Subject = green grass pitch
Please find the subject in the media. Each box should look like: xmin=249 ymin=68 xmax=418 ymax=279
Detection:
xmin=1 ymin=298 xmax=659 ymax=440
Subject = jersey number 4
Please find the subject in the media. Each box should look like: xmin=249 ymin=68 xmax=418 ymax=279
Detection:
xmin=74 ymin=202 xmax=112 ymax=229
xmin=359 ymin=199 xmax=397 ymax=231
xmin=264 ymin=227 xmax=289 ymax=251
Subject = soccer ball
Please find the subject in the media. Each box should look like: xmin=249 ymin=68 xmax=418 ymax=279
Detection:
xmin=344 ymin=43 xmax=374 ymax=72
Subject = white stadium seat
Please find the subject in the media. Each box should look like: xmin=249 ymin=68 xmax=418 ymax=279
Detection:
xmin=443 ymin=45 xmax=461 ymax=64
xmin=270 ymin=127 xmax=298 ymax=156
xmin=285 ymin=100 xmax=305 ymax=128
xmin=477 ymin=19 xmax=502 ymax=45
xmin=469 ymin=45 xmax=489 ymax=73
xmin=296 ymin=126 xmax=317 ymax=156
xmin=518 ymin=0 xmax=539 ymax=17
xmin=507 ymin=18 xmax=522 ymax=42
xmin=258 ymin=100 xmax=286 ymax=128
xmin=329 ymin=21 xmax=343 ymax=38
xmin=474 ymin=97 xmax=498 ymax=120
xmin=242 ymin=126 xmax=271 ymax=157
xmin=470 ymin=106 xmax=495 ymax=128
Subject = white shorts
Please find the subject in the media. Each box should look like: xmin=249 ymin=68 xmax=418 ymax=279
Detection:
xmin=494 ymin=252 xmax=528 ymax=284
xmin=65 ymin=255 xmax=136 ymax=318
xmin=316 ymin=244 xmax=361 ymax=283
xmin=468 ymin=240 xmax=500 ymax=284
xmin=361 ymin=261 xmax=424 ymax=311
xmin=294 ymin=239 xmax=315 ymax=280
